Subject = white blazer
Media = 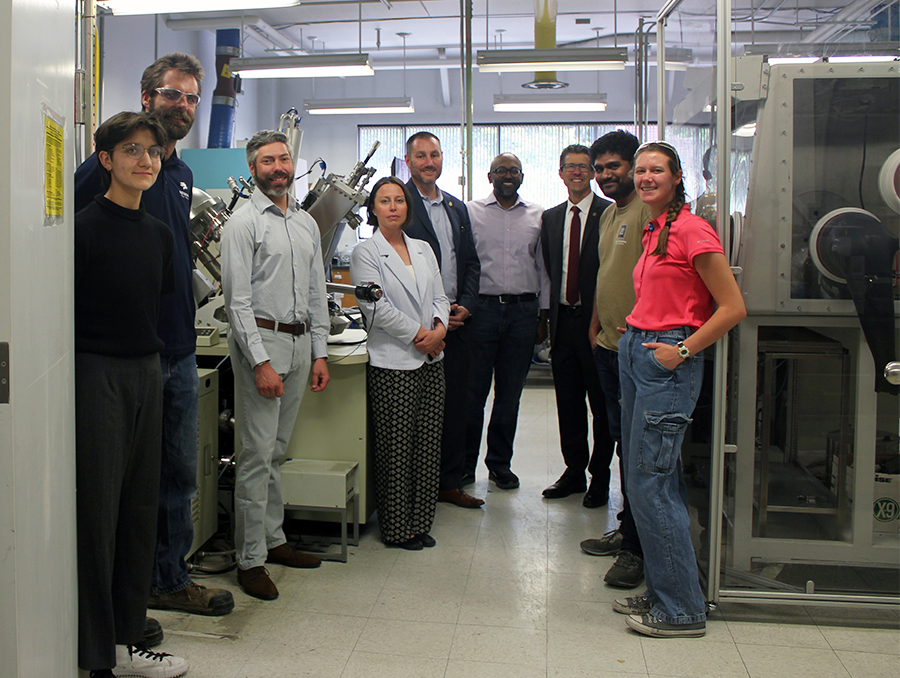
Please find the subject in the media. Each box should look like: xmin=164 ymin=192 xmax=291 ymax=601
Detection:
xmin=350 ymin=229 xmax=451 ymax=370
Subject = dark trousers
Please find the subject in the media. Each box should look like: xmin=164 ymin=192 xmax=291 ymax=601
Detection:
xmin=593 ymin=344 xmax=642 ymax=557
xmin=550 ymin=311 xmax=614 ymax=488
xmin=369 ymin=362 xmax=444 ymax=542
xmin=76 ymin=352 xmax=162 ymax=671
xmin=464 ymin=296 xmax=538 ymax=474
xmin=439 ymin=326 xmax=471 ymax=490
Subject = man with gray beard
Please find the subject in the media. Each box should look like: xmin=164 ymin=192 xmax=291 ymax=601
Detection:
xmin=221 ymin=130 xmax=331 ymax=601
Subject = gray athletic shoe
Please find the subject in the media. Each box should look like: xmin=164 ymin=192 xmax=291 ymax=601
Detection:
xmin=604 ymin=551 xmax=644 ymax=588
xmin=612 ymin=594 xmax=652 ymax=615
xmin=626 ymin=613 xmax=706 ymax=638
xmin=579 ymin=529 xmax=622 ymax=556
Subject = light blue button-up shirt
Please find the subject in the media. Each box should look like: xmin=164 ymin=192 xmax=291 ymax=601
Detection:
xmin=417 ymin=188 xmax=458 ymax=302
xmin=221 ymin=189 xmax=330 ymax=368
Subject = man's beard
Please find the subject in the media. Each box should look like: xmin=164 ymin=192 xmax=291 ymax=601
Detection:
xmin=493 ymin=180 xmax=519 ymax=200
xmin=256 ymin=171 xmax=294 ymax=198
xmin=150 ymin=105 xmax=194 ymax=141
xmin=601 ymin=177 xmax=635 ymax=201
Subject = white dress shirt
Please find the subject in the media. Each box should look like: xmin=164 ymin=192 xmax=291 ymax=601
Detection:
xmin=559 ymin=192 xmax=595 ymax=307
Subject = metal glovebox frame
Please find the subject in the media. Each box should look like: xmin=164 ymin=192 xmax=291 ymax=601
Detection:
xmin=736 ymin=58 xmax=900 ymax=316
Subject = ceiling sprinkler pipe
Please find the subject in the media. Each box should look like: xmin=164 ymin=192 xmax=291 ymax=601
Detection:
xmin=208 ymin=28 xmax=241 ymax=149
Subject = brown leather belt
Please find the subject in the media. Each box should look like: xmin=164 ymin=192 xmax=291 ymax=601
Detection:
xmin=255 ymin=317 xmax=308 ymax=336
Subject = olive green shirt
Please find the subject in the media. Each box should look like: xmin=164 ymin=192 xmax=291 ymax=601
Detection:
xmin=594 ymin=197 xmax=653 ymax=352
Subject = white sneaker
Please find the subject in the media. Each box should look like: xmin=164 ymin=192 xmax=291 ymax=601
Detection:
xmin=113 ymin=645 xmax=189 ymax=678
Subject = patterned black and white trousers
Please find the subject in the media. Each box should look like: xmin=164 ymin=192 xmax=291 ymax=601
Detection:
xmin=368 ymin=360 xmax=444 ymax=544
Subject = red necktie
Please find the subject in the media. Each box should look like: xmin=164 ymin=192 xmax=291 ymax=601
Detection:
xmin=565 ymin=206 xmax=581 ymax=306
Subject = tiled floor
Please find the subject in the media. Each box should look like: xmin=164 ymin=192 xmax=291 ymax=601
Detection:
xmin=155 ymin=383 xmax=900 ymax=678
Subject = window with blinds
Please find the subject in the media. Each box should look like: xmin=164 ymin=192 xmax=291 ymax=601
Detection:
xmin=356 ymin=123 xmax=731 ymax=237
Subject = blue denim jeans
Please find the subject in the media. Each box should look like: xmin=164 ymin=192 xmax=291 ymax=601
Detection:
xmin=618 ymin=327 xmax=706 ymax=625
xmin=464 ymin=296 xmax=538 ymax=473
xmin=152 ymin=353 xmax=199 ymax=594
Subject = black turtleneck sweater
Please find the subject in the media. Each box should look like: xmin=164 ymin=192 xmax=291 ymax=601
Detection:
xmin=74 ymin=195 xmax=175 ymax=356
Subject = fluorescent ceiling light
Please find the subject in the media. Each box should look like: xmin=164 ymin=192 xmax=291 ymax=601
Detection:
xmin=304 ymin=97 xmax=415 ymax=115
xmin=734 ymin=122 xmax=757 ymax=138
xmin=99 ymin=0 xmax=298 ymax=14
xmin=827 ymin=55 xmax=898 ymax=63
xmin=477 ymin=48 xmax=627 ymax=73
xmin=767 ymin=57 xmax=820 ymax=65
xmin=231 ymin=54 xmax=374 ymax=79
xmin=493 ymin=93 xmax=607 ymax=113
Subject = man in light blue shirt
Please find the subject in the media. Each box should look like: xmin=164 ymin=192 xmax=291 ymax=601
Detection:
xmin=222 ymin=130 xmax=331 ymax=601
xmin=465 ymin=153 xmax=547 ymax=491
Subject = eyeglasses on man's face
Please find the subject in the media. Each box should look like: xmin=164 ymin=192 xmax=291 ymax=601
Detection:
xmin=490 ymin=167 xmax=522 ymax=177
xmin=560 ymin=162 xmax=593 ymax=174
xmin=118 ymin=142 xmax=165 ymax=160
xmin=155 ymin=87 xmax=201 ymax=107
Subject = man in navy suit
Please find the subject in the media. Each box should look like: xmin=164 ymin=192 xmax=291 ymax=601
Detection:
xmin=404 ymin=132 xmax=484 ymax=508
xmin=539 ymin=144 xmax=615 ymax=507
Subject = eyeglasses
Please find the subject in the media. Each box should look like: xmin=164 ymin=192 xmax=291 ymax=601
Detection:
xmin=490 ymin=167 xmax=522 ymax=177
xmin=118 ymin=143 xmax=165 ymax=160
xmin=154 ymin=87 xmax=200 ymax=107
xmin=561 ymin=162 xmax=593 ymax=173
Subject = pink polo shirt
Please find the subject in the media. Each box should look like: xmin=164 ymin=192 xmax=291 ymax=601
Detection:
xmin=626 ymin=206 xmax=724 ymax=331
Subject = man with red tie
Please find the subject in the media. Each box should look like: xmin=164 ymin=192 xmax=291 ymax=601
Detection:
xmin=539 ymin=145 xmax=615 ymax=507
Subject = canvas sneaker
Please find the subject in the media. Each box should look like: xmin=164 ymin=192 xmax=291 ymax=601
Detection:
xmin=113 ymin=644 xmax=189 ymax=678
xmin=626 ymin=614 xmax=706 ymax=638
xmin=612 ymin=594 xmax=652 ymax=615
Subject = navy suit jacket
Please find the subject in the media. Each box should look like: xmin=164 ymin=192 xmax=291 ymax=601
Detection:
xmin=405 ymin=178 xmax=481 ymax=316
xmin=540 ymin=193 xmax=611 ymax=345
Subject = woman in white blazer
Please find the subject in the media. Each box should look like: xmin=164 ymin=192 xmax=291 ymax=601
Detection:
xmin=350 ymin=177 xmax=450 ymax=550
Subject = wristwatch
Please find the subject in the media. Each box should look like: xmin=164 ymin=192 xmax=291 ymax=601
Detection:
xmin=676 ymin=341 xmax=691 ymax=360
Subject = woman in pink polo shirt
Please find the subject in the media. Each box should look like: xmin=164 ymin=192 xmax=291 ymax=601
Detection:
xmin=613 ymin=142 xmax=745 ymax=639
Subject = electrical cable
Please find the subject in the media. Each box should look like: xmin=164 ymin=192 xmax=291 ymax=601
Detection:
xmin=295 ymin=157 xmax=326 ymax=181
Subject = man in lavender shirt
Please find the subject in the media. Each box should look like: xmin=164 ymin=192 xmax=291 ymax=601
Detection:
xmin=464 ymin=153 xmax=547 ymax=490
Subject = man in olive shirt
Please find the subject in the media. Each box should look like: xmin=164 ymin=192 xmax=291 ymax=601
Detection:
xmin=581 ymin=130 xmax=653 ymax=589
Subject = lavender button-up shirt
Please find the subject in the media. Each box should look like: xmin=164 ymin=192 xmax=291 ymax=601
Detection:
xmin=466 ymin=192 xmax=548 ymax=309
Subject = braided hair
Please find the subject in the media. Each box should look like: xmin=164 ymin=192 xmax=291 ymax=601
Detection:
xmin=634 ymin=142 xmax=685 ymax=257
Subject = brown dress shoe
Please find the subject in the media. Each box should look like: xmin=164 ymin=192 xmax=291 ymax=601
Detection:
xmin=267 ymin=543 xmax=322 ymax=568
xmin=237 ymin=566 xmax=278 ymax=600
xmin=437 ymin=488 xmax=484 ymax=508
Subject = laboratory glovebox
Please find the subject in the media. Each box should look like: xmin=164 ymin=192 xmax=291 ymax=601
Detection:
xmin=722 ymin=56 xmax=899 ymax=591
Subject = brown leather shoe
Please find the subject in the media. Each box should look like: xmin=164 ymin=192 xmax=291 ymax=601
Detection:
xmin=437 ymin=488 xmax=485 ymax=508
xmin=148 ymin=581 xmax=235 ymax=616
xmin=237 ymin=566 xmax=278 ymax=600
xmin=267 ymin=543 xmax=322 ymax=569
